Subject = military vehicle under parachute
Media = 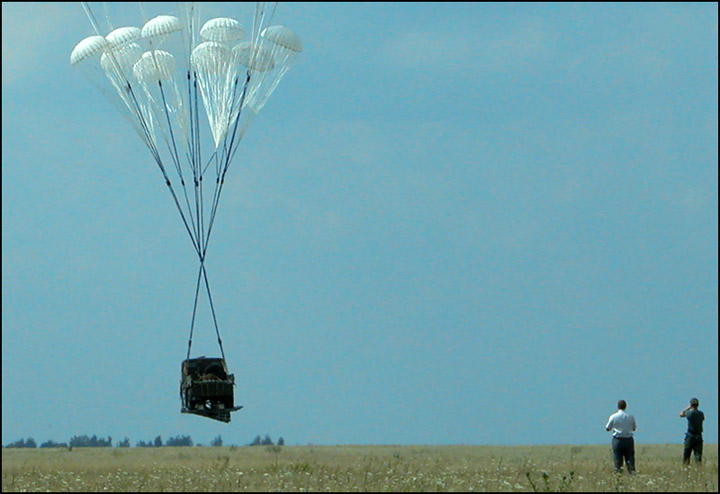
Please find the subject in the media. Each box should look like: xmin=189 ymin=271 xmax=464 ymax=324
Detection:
xmin=181 ymin=357 xmax=243 ymax=423
xmin=70 ymin=2 xmax=302 ymax=423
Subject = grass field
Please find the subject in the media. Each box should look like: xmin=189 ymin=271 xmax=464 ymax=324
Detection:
xmin=2 ymin=443 xmax=717 ymax=492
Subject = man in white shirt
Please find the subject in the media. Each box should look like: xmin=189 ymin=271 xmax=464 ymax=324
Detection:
xmin=605 ymin=399 xmax=637 ymax=473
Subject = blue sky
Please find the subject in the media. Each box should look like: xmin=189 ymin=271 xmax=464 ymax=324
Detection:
xmin=2 ymin=2 xmax=717 ymax=447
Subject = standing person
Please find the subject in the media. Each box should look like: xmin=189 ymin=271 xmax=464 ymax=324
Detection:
xmin=605 ymin=399 xmax=637 ymax=473
xmin=679 ymin=398 xmax=705 ymax=464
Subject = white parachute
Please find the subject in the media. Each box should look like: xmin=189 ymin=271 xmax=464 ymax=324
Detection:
xmin=70 ymin=3 xmax=302 ymax=420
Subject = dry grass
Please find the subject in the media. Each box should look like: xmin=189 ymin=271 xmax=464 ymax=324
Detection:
xmin=2 ymin=443 xmax=717 ymax=491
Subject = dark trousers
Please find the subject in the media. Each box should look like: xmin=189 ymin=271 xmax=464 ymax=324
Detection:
xmin=612 ymin=436 xmax=635 ymax=473
xmin=683 ymin=434 xmax=703 ymax=464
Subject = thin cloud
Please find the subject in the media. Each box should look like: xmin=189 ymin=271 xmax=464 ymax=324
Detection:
xmin=380 ymin=22 xmax=553 ymax=75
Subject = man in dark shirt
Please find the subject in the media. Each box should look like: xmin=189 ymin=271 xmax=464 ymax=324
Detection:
xmin=679 ymin=397 xmax=705 ymax=464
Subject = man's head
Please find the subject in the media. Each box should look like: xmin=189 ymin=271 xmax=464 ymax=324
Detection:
xmin=690 ymin=398 xmax=699 ymax=408
xmin=618 ymin=400 xmax=627 ymax=410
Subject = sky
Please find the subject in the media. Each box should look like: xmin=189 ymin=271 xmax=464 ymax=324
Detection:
xmin=2 ymin=2 xmax=718 ymax=448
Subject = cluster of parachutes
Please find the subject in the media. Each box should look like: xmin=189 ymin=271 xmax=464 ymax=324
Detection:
xmin=70 ymin=3 xmax=302 ymax=361
xmin=71 ymin=4 xmax=301 ymax=152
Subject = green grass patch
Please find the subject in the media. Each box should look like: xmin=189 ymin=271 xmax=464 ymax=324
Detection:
xmin=2 ymin=443 xmax=717 ymax=491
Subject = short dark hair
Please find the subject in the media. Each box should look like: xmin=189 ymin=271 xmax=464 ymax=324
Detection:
xmin=690 ymin=398 xmax=699 ymax=407
xmin=618 ymin=400 xmax=627 ymax=410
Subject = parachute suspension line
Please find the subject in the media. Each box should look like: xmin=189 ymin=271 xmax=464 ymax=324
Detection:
xmin=197 ymin=138 xmax=209 ymax=257
xmin=193 ymin=71 xmax=205 ymax=253
xmin=158 ymin=79 xmax=200 ymax=250
xmin=184 ymin=262 xmax=226 ymax=362
xmin=201 ymin=148 xmax=219 ymax=178
xmin=218 ymin=73 xmax=252 ymax=188
xmin=194 ymin=73 xmax=203 ymax=189
xmin=197 ymin=73 xmax=211 ymax=257
xmin=186 ymin=262 xmax=204 ymax=360
xmin=219 ymin=75 xmax=241 ymax=163
xmin=184 ymin=71 xmax=196 ymax=169
xmin=181 ymin=70 xmax=203 ymax=257
xmin=198 ymin=147 xmax=220 ymax=254
xmin=201 ymin=263 xmax=226 ymax=362
xmin=225 ymin=73 xmax=256 ymax=171
xmin=81 ymin=2 xmax=102 ymax=36
xmin=202 ymin=71 xmax=252 ymax=258
xmin=157 ymin=81 xmax=184 ymax=177
xmin=186 ymin=71 xmax=203 ymax=254
xmin=215 ymin=73 xmax=242 ymax=180
xmin=117 ymin=75 xmax=158 ymax=157
xmin=197 ymin=172 xmax=206 ymax=255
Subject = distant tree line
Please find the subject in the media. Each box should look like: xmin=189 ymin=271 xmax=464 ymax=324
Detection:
xmin=41 ymin=439 xmax=69 ymax=449
xmin=248 ymin=434 xmax=284 ymax=446
xmin=70 ymin=435 xmax=113 ymax=447
xmin=5 ymin=435 xmax=112 ymax=449
xmin=4 ymin=434 xmax=285 ymax=448
xmin=5 ymin=438 xmax=37 ymax=449
xmin=135 ymin=435 xmax=193 ymax=447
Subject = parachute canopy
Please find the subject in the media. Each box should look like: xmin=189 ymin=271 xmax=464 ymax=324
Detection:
xmin=70 ymin=35 xmax=108 ymax=65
